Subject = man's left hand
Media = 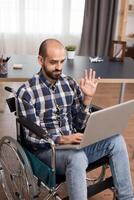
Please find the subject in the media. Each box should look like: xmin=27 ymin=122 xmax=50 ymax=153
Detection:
xmin=80 ymin=69 xmax=100 ymax=105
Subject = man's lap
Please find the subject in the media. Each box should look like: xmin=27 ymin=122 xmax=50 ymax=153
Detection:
xmin=36 ymin=134 xmax=124 ymax=174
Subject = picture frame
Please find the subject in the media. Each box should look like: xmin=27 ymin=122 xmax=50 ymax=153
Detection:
xmin=110 ymin=40 xmax=126 ymax=62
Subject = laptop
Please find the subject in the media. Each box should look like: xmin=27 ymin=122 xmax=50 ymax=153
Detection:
xmin=56 ymin=99 xmax=134 ymax=150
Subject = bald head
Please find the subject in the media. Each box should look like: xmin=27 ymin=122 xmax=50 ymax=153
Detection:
xmin=39 ymin=39 xmax=65 ymax=59
xmin=38 ymin=39 xmax=66 ymax=83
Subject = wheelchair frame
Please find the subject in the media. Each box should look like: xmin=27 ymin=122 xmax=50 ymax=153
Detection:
xmin=0 ymin=86 xmax=117 ymax=200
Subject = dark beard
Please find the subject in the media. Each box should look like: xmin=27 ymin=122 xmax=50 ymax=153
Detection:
xmin=43 ymin=67 xmax=62 ymax=80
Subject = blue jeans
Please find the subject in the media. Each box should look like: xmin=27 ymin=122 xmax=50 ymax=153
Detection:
xmin=36 ymin=134 xmax=134 ymax=200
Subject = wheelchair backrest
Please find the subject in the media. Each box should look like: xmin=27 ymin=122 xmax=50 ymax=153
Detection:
xmin=5 ymin=94 xmax=26 ymax=146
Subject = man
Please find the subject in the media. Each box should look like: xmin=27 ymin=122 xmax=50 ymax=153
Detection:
xmin=17 ymin=39 xmax=134 ymax=200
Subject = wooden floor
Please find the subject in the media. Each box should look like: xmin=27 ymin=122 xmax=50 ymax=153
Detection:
xmin=0 ymin=82 xmax=134 ymax=199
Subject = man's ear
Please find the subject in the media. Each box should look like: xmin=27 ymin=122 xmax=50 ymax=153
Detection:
xmin=38 ymin=55 xmax=44 ymax=65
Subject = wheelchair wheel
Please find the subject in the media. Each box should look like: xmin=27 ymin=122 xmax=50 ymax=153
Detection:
xmin=86 ymin=164 xmax=107 ymax=185
xmin=0 ymin=136 xmax=38 ymax=200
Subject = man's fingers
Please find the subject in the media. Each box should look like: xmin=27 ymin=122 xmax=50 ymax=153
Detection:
xmin=80 ymin=78 xmax=84 ymax=88
xmin=81 ymin=69 xmax=100 ymax=89
xmin=86 ymin=68 xmax=97 ymax=81
xmin=84 ymin=69 xmax=88 ymax=80
xmin=94 ymin=77 xmax=101 ymax=85
xmin=72 ymin=133 xmax=83 ymax=143
xmin=89 ymin=68 xmax=92 ymax=80
xmin=86 ymin=69 xmax=100 ymax=84
xmin=92 ymin=70 xmax=96 ymax=81
xmin=75 ymin=133 xmax=83 ymax=140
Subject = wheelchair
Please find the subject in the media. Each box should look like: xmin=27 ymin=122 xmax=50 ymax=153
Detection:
xmin=0 ymin=86 xmax=117 ymax=200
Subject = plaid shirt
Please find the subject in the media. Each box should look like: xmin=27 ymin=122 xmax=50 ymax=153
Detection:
xmin=17 ymin=70 xmax=90 ymax=148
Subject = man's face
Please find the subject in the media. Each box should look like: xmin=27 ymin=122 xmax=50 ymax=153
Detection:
xmin=40 ymin=46 xmax=66 ymax=81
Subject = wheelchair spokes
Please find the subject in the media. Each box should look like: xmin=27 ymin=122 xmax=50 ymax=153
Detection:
xmin=0 ymin=167 xmax=14 ymax=200
xmin=0 ymin=136 xmax=38 ymax=200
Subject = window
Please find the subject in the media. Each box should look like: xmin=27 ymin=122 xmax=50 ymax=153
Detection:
xmin=70 ymin=0 xmax=85 ymax=34
xmin=0 ymin=0 xmax=85 ymax=54
xmin=0 ymin=0 xmax=85 ymax=35
xmin=25 ymin=0 xmax=63 ymax=34
xmin=0 ymin=0 xmax=19 ymax=33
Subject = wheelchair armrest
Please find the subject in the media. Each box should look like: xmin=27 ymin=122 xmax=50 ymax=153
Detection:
xmin=17 ymin=117 xmax=56 ymax=177
xmin=16 ymin=117 xmax=51 ymax=143
xmin=90 ymin=104 xmax=102 ymax=112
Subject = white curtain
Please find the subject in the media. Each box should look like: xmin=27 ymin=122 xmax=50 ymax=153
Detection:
xmin=0 ymin=0 xmax=85 ymax=55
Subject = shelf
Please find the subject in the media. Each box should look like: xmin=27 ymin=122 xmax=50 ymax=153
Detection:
xmin=125 ymin=46 xmax=134 ymax=58
xmin=126 ymin=37 xmax=134 ymax=40
xmin=128 ymin=10 xmax=134 ymax=14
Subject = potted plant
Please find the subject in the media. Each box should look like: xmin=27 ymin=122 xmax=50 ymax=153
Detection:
xmin=65 ymin=45 xmax=76 ymax=59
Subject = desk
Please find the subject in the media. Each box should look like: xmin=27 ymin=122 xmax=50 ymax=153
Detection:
xmin=65 ymin=57 xmax=134 ymax=103
xmin=0 ymin=55 xmax=134 ymax=103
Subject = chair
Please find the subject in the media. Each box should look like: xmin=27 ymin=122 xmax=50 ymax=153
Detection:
xmin=0 ymin=86 xmax=116 ymax=200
